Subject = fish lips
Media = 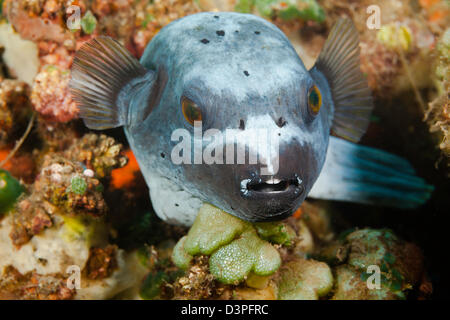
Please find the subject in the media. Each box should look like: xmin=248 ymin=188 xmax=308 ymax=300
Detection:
xmin=237 ymin=174 xmax=305 ymax=221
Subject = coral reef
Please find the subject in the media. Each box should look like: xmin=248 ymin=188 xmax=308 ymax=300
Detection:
xmin=0 ymin=79 xmax=33 ymax=148
xmin=2 ymin=0 xmax=201 ymax=123
xmin=276 ymin=258 xmax=333 ymax=300
xmin=316 ymin=0 xmax=437 ymax=98
xmin=167 ymin=203 xmax=429 ymax=300
xmin=316 ymin=228 xmax=426 ymax=300
xmin=234 ymin=0 xmax=325 ymax=30
xmin=315 ymin=0 xmax=449 ymax=171
xmin=31 ymin=64 xmax=78 ymax=122
xmin=64 ymin=133 xmax=128 ymax=179
xmin=199 ymin=0 xmax=325 ymax=33
xmin=36 ymin=119 xmax=79 ymax=152
xmin=0 ymin=265 xmax=75 ymax=300
xmin=8 ymin=153 xmax=110 ymax=248
xmin=0 ymin=131 xmax=150 ymax=299
xmin=172 ymin=204 xmax=287 ymax=285
xmin=0 ymin=23 xmax=39 ymax=85
xmin=171 ymin=255 xmax=224 ymax=299
xmin=425 ymin=29 xmax=449 ymax=171
xmin=83 ymin=245 xmax=118 ymax=280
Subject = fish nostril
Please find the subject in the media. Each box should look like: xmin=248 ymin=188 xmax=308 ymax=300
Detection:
xmin=239 ymin=119 xmax=245 ymax=130
xmin=276 ymin=117 xmax=287 ymax=128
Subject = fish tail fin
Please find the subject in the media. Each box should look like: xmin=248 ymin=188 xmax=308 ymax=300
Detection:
xmin=311 ymin=18 xmax=373 ymax=143
xmin=69 ymin=36 xmax=153 ymax=130
xmin=308 ymin=137 xmax=434 ymax=209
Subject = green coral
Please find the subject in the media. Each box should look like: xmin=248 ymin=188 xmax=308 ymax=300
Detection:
xmin=235 ymin=0 xmax=254 ymax=13
xmin=345 ymin=229 xmax=407 ymax=296
xmin=183 ymin=204 xmax=250 ymax=256
xmin=277 ymin=258 xmax=333 ymax=300
xmin=172 ymin=236 xmax=193 ymax=270
xmin=172 ymin=204 xmax=285 ymax=285
xmin=345 ymin=229 xmax=398 ymax=270
xmin=254 ymin=221 xmax=296 ymax=246
xmin=68 ymin=175 xmax=88 ymax=195
xmin=235 ymin=0 xmax=325 ymax=22
xmin=333 ymin=265 xmax=406 ymax=300
xmin=0 ymin=169 xmax=23 ymax=214
xmin=209 ymin=228 xmax=281 ymax=284
xmin=81 ymin=10 xmax=97 ymax=35
xmin=323 ymin=228 xmax=423 ymax=300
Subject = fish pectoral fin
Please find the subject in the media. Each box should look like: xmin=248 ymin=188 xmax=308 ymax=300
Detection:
xmin=308 ymin=137 xmax=434 ymax=209
xmin=69 ymin=36 xmax=156 ymax=130
xmin=313 ymin=18 xmax=373 ymax=143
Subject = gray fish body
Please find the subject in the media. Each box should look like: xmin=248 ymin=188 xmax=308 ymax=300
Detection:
xmin=72 ymin=13 xmax=431 ymax=226
xmin=126 ymin=12 xmax=332 ymax=222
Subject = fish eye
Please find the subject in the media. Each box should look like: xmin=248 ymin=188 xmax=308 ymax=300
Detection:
xmin=307 ymin=85 xmax=322 ymax=115
xmin=181 ymin=97 xmax=202 ymax=125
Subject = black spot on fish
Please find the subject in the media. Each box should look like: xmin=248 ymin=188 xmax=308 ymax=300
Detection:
xmin=216 ymin=30 xmax=225 ymax=36
xmin=214 ymin=15 xmax=219 ymax=19
xmin=244 ymin=71 xmax=250 ymax=77
xmin=239 ymin=119 xmax=245 ymax=130
xmin=175 ymin=203 xmax=179 ymax=207
xmin=200 ymin=39 xmax=210 ymax=44
xmin=276 ymin=117 xmax=287 ymax=128
xmin=235 ymin=30 xmax=239 ymax=33
xmin=255 ymin=31 xmax=260 ymax=35
xmin=160 ymin=152 xmax=165 ymax=158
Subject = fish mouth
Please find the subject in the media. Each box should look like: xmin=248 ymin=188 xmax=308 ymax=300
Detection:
xmin=240 ymin=175 xmax=303 ymax=196
xmin=237 ymin=174 xmax=304 ymax=221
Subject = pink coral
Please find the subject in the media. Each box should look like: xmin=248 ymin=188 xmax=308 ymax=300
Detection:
xmin=31 ymin=65 xmax=78 ymax=122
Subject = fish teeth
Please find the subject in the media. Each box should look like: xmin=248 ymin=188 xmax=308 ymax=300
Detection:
xmin=265 ymin=178 xmax=281 ymax=185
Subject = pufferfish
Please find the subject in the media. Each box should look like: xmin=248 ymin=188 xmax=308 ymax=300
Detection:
xmin=69 ymin=12 xmax=432 ymax=226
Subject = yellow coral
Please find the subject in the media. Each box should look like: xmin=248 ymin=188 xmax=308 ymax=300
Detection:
xmin=61 ymin=215 xmax=98 ymax=243
xmin=377 ymin=24 xmax=413 ymax=51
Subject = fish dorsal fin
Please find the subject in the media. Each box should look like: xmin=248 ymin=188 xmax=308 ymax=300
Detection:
xmin=314 ymin=18 xmax=373 ymax=142
xmin=70 ymin=36 xmax=153 ymax=130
